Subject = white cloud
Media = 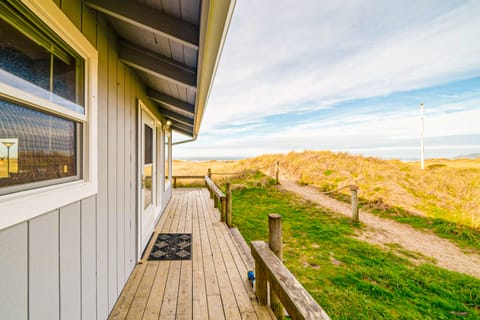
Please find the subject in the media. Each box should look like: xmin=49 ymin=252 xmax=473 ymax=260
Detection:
xmin=175 ymin=1 xmax=480 ymax=159
xmin=202 ymin=0 xmax=480 ymax=129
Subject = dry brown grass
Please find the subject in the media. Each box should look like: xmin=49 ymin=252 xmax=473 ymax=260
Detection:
xmin=173 ymin=151 xmax=480 ymax=228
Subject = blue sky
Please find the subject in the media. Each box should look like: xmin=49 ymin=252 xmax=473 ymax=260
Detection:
xmin=174 ymin=0 xmax=480 ymax=160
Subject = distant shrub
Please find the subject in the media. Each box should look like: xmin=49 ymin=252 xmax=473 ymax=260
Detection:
xmin=427 ymin=163 xmax=447 ymax=170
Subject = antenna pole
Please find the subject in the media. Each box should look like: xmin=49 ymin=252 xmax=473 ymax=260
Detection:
xmin=420 ymin=103 xmax=425 ymax=170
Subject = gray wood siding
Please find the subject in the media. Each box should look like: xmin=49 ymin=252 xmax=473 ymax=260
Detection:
xmin=81 ymin=196 xmax=97 ymax=320
xmin=0 ymin=1 xmax=167 ymax=319
xmin=0 ymin=223 xmax=28 ymax=320
xmin=29 ymin=211 xmax=60 ymax=320
xmin=60 ymin=202 xmax=82 ymax=320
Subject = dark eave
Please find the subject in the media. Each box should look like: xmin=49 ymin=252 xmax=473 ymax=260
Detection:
xmin=118 ymin=41 xmax=197 ymax=89
xmin=171 ymin=122 xmax=194 ymax=133
xmin=85 ymin=0 xmax=236 ymax=138
xmin=147 ymin=88 xmax=195 ymax=116
xmin=171 ymin=125 xmax=192 ymax=137
xmin=158 ymin=107 xmax=194 ymax=127
xmin=84 ymin=0 xmax=199 ymax=49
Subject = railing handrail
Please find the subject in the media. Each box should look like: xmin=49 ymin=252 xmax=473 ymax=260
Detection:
xmin=172 ymin=175 xmax=205 ymax=179
xmin=204 ymin=175 xmax=225 ymax=199
xmin=251 ymin=241 xmax=331 ymax=320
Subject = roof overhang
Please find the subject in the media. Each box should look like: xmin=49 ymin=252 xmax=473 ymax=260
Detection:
xmin=85 ymin=0 xmax=236 ymax=138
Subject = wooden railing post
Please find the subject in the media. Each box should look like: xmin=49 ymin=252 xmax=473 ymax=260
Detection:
xmin=350 ymin=185 xmax=359 ymax=223
xmin=255 ymin=259 xmax=268 ymax=305
xmin=221 ymin=197 xmax=226 ymax=222
xmin=269 ymin=214 xmax=283 ymax=319
xmin=275 ymin=161 xmax=280 ymax=185
xmin=226 ymin=183 xmax=232 ymax=228
xmin=173 ymin=177 xmax=177 ymax=188
xmin=208 ymin=168 xmax=213 ymax=199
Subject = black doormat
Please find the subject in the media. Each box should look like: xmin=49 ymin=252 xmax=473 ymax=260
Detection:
xmin=148 ymin=233 xmax=192 ymax=261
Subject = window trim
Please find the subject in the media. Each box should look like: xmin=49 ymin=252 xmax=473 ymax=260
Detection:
xmin=0 ymin=0 xmax=98 ymax=230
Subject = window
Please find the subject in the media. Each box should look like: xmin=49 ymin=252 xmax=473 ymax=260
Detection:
xmin=0 ymin=0 xmax=85 ymax=195
xmin=0 ymin=100 xmax=80 ymax=194
xmin=0 ymin=0 xmax=97 ymax=229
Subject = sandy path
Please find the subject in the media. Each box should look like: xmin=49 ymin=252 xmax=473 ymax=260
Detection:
xmin=279 ymin=179 xmax=480 ymax=279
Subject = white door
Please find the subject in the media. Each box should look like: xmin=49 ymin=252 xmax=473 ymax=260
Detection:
xmin=140 ymin=109 xmax=156 ymax=251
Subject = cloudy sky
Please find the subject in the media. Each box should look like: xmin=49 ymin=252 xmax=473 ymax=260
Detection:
xmin=174 ymin=0 xmax=480 ymax=160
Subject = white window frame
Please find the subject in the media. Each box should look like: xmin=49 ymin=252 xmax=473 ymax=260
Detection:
xmin=164 ymin=127 xmax=172 ymax=191
xmin=0 ymin=0 xmax=98 ymax=230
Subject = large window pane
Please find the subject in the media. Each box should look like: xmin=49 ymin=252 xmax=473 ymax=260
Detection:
xmin=164 ymin=134 xmax=170 ymax=190
xmin=0 ymin=99 xmax=79 ymax=191
xmin=0 ymin=9 xmax=85 ymax=113
xmin=143 ymin=125 xmax=153 ymax=209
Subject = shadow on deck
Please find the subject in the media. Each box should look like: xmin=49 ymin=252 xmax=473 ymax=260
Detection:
xmin=109 ymin=188 xmax=275 ymax=320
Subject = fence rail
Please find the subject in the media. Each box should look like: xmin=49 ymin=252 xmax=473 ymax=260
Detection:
xmin=251 ymin=241 xmax=330 ymax=320
xmin=171 ymin=175 xmax=205 ymax=188
xmin=204 ymin=175 xmax=233 ymax=226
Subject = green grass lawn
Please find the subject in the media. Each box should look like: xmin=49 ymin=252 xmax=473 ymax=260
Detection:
xmin=226 ymin=173 xmax=480 ymax=319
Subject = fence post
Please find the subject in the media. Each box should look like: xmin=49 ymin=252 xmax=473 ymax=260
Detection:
xmin=269 ymin=214 xmax=283 ymax=319
xmin=255 ymin=260 xmax=268 ymax=305
xmin=221 ymin=197 xmax=226 ymax=222
xmin=275 ymin=161 xmax=280 ymax=185
xmin=226 ymin=183 xmax=232 ymax=228
xmin=350 ymin=185 xmax=359 ymax=223
xmin=173 ymin=177 xmax=177 ymax=188
xmin=207 ymin=168 xmax=213 ymax=199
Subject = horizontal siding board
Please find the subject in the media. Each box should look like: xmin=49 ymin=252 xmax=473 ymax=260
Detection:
xmin=29 ymin=211 xmax=60 ymax=320
xmin=60 ymin=202 xmax=82 ymax=320
xmin=81 ymin=196 xmax=97 ymax=320
xmin=0 ymin=223 xmax=28 ymax=320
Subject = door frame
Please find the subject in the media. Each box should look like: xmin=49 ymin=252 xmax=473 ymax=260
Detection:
xmin=136 ymin=99 xmax=158 ymax=258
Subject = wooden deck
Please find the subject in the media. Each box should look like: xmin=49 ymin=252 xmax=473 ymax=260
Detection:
xmin=109 ymin=188 xmax=274 ymax=320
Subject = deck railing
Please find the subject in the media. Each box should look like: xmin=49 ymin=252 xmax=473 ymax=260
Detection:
xmin=204 ymin=175 xmax=233 ymax=227
xmin=175 ymin=168 xmax=331 ymax=319
xmin=171 ymin=175 xmax=204 ymax=188
xmin=251 ymin=214 xmax=331 ymax=320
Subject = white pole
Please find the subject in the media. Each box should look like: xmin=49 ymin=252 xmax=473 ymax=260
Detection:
xmin=420 ymin=103 xmax=425 ymax=170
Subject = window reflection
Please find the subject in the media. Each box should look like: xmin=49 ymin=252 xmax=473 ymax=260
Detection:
xmin=0 ymin=15 xmax=84 ymax=113
xmin=165 ymin=134 xmax=170 ymax=190
xmin=143 ymin=125 xmax=153 ymax=209
xmin=0 ymin=100 xmax=78 ymax=189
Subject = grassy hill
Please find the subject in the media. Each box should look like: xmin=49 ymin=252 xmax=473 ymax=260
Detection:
xmin=244 ymin=151 xmax=480 ymax=229
xmin=174 ymin=151 xmax=480 ymax=228
xmin=173 ymin=151 xmax=480 ymax=250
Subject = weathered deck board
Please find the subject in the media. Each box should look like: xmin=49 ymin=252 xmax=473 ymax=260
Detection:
xmin=108 ymin=188 xmax=273 ymax=319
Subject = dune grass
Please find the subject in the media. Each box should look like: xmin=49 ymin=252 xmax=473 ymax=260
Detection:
xmin=173 ymin=151 xmax=480 ymax=252
xmin=242 ymin=151 xmax=480 ymax=229
xmin=224 ymin=172 xmax=480 ymax=319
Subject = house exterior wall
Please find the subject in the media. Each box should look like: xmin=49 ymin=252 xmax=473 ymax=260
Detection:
xmin=0 ymin=1 xmax=170 ymax=319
